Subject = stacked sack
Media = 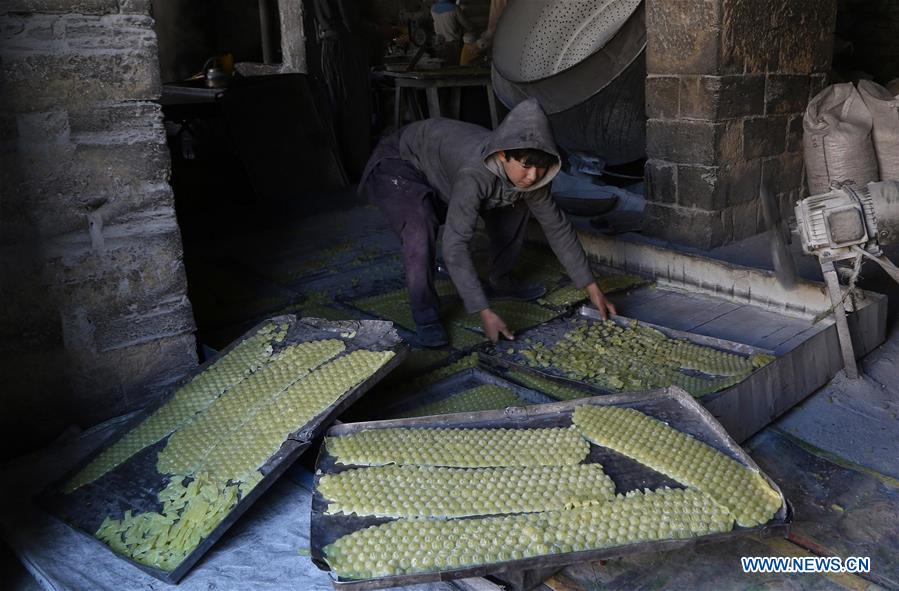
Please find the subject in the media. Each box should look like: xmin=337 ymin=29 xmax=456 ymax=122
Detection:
xmin=804 ymin=81 xmax=899 ymax=195
xmin=859 ymin=80 xmax=899 ymax=182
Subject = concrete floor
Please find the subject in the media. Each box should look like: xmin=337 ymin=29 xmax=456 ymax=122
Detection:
xmin=5 ymin=202 xmax=896 ymax=590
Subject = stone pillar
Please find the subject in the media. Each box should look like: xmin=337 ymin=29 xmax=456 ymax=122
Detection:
xmin=0 ymin=0 xmax=197 ymax=455
xmin=641 ymin=0 xmax=837 ymax=249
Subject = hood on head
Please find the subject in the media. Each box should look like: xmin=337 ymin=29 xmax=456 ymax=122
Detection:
xmin=483 ymin=98 xmax=561 ymax=192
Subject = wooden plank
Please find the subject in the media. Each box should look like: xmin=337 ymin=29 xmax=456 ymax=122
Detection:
xmin=451 ymin=577 xmax=505 ymax=591
xmin=377 ymin=68 xmax=490 ymax=81
xmin=492 ymin=565 xmax=562 ymax=591
xmin=389 ymin=77 xmax=492 ymax=89
xmin=822 ymin=261 xmax=859 ymax=378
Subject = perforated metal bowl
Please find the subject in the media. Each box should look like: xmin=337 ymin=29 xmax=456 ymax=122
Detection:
xmin=490 ymin=3 xmax=646 ymax=163
xmin=491 ymin=2 xmax=645 ymax=114
xmin=493 ymin=0 xmax=642 ymax=84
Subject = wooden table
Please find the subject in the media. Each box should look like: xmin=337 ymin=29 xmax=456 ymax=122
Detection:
xmin=372 ymin=67 xmax=500 ymax=129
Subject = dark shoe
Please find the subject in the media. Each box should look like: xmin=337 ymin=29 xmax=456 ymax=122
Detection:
xmin=416 ymin=321 xmax=449 ymax=348
xmin=485 ymin=275 xmax=547 ymax=301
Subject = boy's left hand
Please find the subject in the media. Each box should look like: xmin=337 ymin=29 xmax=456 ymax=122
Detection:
xmin=585 ymin=282 xmax=617 ymax=320
xmin=479 ymin=308 xmax=514 ymax=343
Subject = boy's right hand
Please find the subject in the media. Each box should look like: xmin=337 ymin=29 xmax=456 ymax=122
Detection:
xmin=480 ymin=308 xmax=514 ymax=343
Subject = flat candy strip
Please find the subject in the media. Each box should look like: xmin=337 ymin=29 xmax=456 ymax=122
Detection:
xmin=64 ymin=323 xmax=288 ymax=493
xmin=327 ymin=426 xmax=589 ymax=468
xmin=319 ymin=463 xmax=615 ymax=518
xmin=157 ymin=339 xmax=345 ymax=476
xmin=324 ymin=487 xmax=732 ymax=579
xmin=572 ymin=405 xmax=782 ymax=527
xmin=202 ymin=348 xmax=395 ymax=482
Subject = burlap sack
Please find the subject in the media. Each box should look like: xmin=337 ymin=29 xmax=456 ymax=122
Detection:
xmin=803 ymin=83 xmax=879 ymax=195
xmin=858 ymin=79 xmax=899 ymax=181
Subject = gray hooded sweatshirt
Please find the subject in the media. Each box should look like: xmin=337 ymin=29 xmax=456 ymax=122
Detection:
xmin=370 ymin=98 xmax=595 ymax=313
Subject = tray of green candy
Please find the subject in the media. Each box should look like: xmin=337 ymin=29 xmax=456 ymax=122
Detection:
xmin=41 ymin=315 xmax=408 ymax=584
xmin=310 ymin=387 xmax=791 ymax=590
xmin=377 ymin=367 xmax=556 ymax=419
xmin=342 ymin=352 xmax=481 ymax=421
xmin=479 ymin=306 xmax=777 ymax=399
xmin=478 ymin=355 xmax=608 ymax=401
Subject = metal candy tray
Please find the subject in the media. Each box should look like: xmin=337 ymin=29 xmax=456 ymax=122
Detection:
xmin=42 ymin=315 xmax=408 ymax=584
xmin=341 ymin=351 xmax=479 ymax=422
xmin=310 ymin=387 xmax=791 ymax=590
xmin=479 ymin=306 xmax=775 ymax=397
xmin=377 ymin=366 xmax=556 ymax=419
xmin=478 ymin=355 xmax=609 ymax=400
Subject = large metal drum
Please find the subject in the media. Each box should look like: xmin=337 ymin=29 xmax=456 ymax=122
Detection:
xmin=491 ymin=1 xmax=646 ymax=164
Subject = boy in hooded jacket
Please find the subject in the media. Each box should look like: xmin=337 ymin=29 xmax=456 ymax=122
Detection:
xmin=360 ymin=98 xmax=616 ymax=347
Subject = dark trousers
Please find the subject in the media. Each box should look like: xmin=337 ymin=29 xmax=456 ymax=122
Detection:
xmin=364 ymin=158 xmax=529 ymax=325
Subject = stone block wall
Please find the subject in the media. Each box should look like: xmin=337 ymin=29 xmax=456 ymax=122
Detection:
xmin=0 ymin=0 xmax=197 ymax=456
xmin=642 ymin=0 xmax=837 ymax=249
